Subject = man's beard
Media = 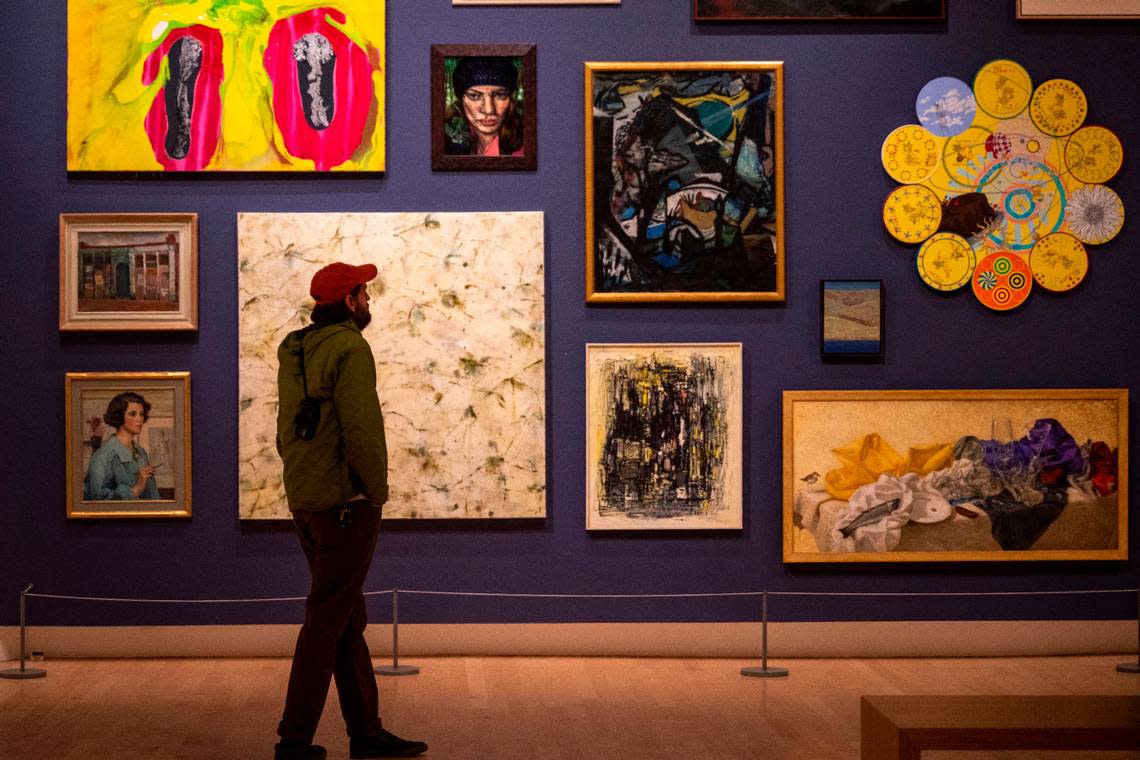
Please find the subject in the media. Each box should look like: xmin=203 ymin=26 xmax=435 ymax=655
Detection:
xmin=351 ymin=309 xmax=372 ymax=330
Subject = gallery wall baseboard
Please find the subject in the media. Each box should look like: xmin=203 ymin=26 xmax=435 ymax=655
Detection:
xmin=0 ymin=620 xmax=1133 ymax=661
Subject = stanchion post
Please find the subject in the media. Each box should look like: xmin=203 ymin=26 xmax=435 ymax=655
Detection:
xmin=741 ymin=590 xmax=788 ymax=678
xmin=2 ymin=584 xmax=47 ymax=680
xmin=375 ymin=589 xmax=419 ymax=676
xmin=1117 ymin=588 xmax=1140 ymax=674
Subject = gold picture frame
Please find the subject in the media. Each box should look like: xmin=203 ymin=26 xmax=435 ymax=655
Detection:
xmin=60 ymin=213 xmax=198 ymax=331
xmin=784 ymin=389 xmax=1128 ymax=563
xmin=1017 ymin=0 xmax=1140 ymax=18
xmin=585 ymin=61 xmax=785 ymax=303
xmin=66 ymin=372 xmax=192 ymax=518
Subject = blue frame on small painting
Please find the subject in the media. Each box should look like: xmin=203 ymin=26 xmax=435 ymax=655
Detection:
xmin=820 ymin=279 xmax=883 ymax=358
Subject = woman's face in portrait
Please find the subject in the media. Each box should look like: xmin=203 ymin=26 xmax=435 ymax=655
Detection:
xmin=121 ymin=401 xmax=147 ymax=436
xmin=461 ymin=85 xmax=512 ymax=140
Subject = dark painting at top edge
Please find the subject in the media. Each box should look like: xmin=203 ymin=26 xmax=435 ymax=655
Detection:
xmin=694 ymin=0 xmax=945 ymax=21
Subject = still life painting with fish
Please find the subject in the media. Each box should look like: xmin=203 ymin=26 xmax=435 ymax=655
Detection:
xmin=784 ymin=389 xmax=1126 ymax=562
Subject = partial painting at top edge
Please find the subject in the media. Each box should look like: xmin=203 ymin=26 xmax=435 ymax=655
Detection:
xmin=694 ymin=0 xmax=944 ymax=20
xmin=454 ymin=0 xmax=618 ymax=4
xmin=67 ymin=1 xmax=385 ymax=171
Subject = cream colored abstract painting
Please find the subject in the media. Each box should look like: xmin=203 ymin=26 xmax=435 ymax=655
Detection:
xmin=238 ymin=212 xmax=546 ymax=519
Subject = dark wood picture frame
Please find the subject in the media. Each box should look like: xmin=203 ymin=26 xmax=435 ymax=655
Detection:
xmin=431 ymin=44 xmax=537 ymax=171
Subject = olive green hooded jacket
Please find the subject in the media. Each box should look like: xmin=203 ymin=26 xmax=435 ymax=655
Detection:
xmin=276 ymin=320 xmax=389 ymax=511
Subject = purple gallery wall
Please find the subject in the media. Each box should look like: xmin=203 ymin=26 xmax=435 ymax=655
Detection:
xmin=1 ymin=0 xmax=1137 ymax=629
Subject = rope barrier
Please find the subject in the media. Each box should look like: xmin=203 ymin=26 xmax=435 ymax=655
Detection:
xmin=766 ymin=588 xmax=1139 ymax=597
xmin=24 ymin=590 xmax=395 ymax=604
xmin=5 ymin=585 xmax=1138 ymax=681
xmin=399 ymin=590 xmax=764 ymax=599
xmin=22 ymin=587 xmax=1138 ymax=603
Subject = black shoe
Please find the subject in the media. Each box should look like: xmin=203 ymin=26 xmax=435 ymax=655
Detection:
xmin=350 ymin=728 xmax=428 ymax=758
xmin=274 ymin=740 xmax=328 ymax=759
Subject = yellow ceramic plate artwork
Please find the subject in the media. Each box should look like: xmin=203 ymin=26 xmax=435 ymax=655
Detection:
xmin=884 ymin=61 xmax=1124 ymax=309
xmin=972 ymin=59 xmax=1032 ymax=119
xmin=881 ymin=124 xmax=940 ymax=184
xmin=917 ymin=232 xmax=976 ymax=292
xmin=1030 ymin=233 xmax=1088 ymax=292
xmin=1029 ymin=79 xmax=1087 ymax=137
xmin=1065 ymin=126 xmax=1124 ymax=184
xmin=941 ymin=123 xmax=992 ymax=180
xmin=882 ymin=185 xmax=942 ymax=244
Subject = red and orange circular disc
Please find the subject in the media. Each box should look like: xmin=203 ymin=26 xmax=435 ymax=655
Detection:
xmin=972 ymin=251 xmax=1033 ymax=311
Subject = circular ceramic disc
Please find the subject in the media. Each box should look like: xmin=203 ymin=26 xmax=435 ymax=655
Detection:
xmin=916 ymin=77 xmax=977 ymax=138
xmin=883 ymin=185 xmax=943 ymax=244
xmin=917 ymin=232 xmax=976 ymax=291
xmin=1030 ymin=233 xmax=1088 ymax=292
xmin=1065 ymin=184 xmax=1125 ymax=245
xmin=973 ymin=59 xmax=1032 ymax=119
xmin=1065 ymin=126 xmax=1124 ymax=184
xmin=1029 ymin=79 xmax=1087 ymax=137
xmin=881 ymin=124 xmax=940 ymax=184
xmin=942 ymin=124 xmax=993 ymax=180
xmin=973 ymin=251 xmax=1033 ymax=310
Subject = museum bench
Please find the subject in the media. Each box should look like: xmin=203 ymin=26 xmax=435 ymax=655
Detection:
xmin=860 ymin=694 xmax=1140 ymax=760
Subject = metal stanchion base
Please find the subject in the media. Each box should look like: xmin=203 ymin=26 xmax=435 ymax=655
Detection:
xmin=741 ymin=666 xmax=789 ymax=678
xmin=375 ymin=664 xmax=420 ymax=676
xmin=1116 ymin=662 xmax=1140 ymax=674
xmin=1 ymin=668 xmax=47 ymax=679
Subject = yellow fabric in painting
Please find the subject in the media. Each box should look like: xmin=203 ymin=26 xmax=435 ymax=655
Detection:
xmin=824 ymin=434 xmax=954 ymax=501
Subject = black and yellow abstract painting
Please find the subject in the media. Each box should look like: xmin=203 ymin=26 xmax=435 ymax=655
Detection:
xmin=586 ymin=343 xmax=742 ymax=530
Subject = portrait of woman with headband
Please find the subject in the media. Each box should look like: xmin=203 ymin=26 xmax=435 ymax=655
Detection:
xmin=443 ymin=56 xmax=526 ymax=157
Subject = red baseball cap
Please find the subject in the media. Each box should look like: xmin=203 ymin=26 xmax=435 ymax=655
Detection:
xmin=309 ymin=262 xmax=378 ymax=305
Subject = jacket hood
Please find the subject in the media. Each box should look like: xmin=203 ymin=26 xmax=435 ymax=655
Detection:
xmin=277 ymin=320 xmax=360 ymax=372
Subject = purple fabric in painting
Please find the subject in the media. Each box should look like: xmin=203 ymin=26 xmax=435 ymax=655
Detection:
xmin=980 ymin=418 xmax=1083 ymax=476
xmin=1021 ymin=418 xmax=1083 ymax=473
xmin=980 ymin=439 xmax=1032 ymax=472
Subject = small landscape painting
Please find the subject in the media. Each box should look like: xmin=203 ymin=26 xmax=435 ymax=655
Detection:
xmin=821 ymin=279 xmax=882 ymax=358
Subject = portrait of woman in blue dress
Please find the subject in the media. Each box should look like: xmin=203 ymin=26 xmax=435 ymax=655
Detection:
xmin=84 ymin=391 xmax=160 ymax=500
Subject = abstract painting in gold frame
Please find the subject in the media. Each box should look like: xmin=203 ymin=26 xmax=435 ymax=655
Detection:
xmin=585 ymin=62 xmax=784 ymax=303
xmin=784 ymin=389 xmax=1127 ymax=562
xmin=586 ymin=343 xmax=743 ymax=530
xmin=60 ymin=213 xmax=198 ymax=331
xmin=66 ymin=372 xmax=192 ymax=519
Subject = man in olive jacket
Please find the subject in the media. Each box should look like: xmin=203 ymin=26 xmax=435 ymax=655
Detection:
xmin=274 ymin=262 xmax=427 ymax=760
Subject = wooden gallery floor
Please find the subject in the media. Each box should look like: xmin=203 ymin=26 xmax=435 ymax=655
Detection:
xmin=1 ymin=655 xmax=1138 ymax=759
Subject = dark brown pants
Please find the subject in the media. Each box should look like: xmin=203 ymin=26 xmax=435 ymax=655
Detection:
xmin=278 ymin=501 xmax=383 ymax=744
